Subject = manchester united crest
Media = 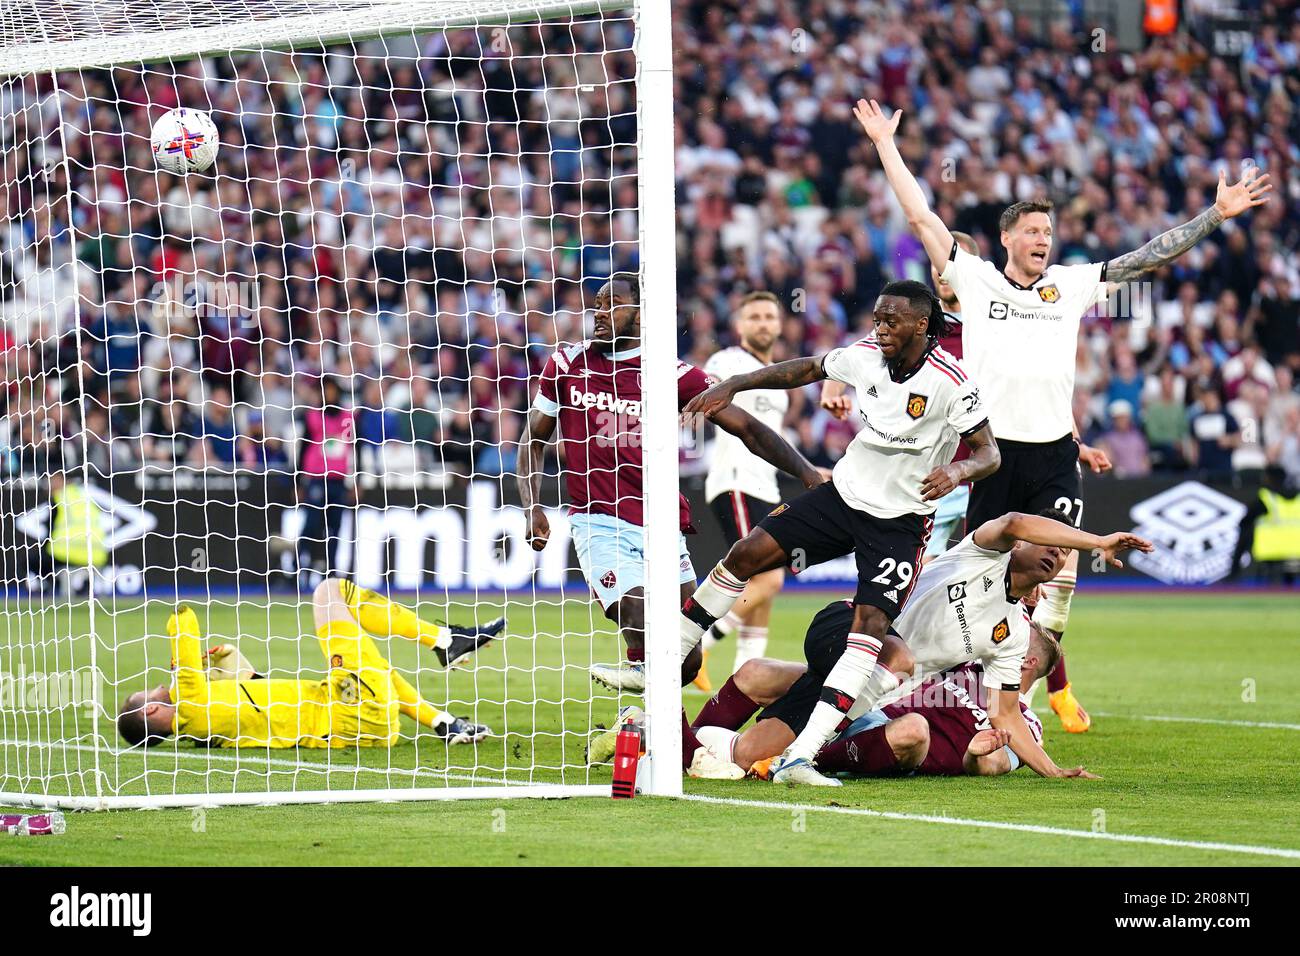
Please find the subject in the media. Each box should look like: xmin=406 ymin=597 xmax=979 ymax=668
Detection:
xmin=330 ymin=654 xmax=344 ymax=668
xmin=1037 ymin=284 xmax=1060 ymax=303
xmin=991 ymin=618 xmax=1010 ymax=643
xmin=906 ymin=392 xmax=928 ymax=419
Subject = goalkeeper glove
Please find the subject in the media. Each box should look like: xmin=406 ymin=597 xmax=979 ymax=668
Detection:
xmin=203 ymin=644 xmax=258 ymax=681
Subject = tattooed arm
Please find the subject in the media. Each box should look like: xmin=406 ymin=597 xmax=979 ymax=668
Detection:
xmin=1105 ymin=166 xmax=1272 ymax=284
xmin=681 ymin=356 xmax=827 ymax=419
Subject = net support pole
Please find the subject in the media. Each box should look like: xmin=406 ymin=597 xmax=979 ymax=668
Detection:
xmin=636 ymin=0 xmax=683 ymax=797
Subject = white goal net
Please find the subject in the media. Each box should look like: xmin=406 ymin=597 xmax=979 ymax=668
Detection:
xmin=0 ymin=0 xmax=682 ymax=809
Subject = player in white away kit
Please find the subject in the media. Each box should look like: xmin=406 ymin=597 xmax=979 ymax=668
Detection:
xmin=682 ymin=280 xmax=1002 ymax=785
xmin=690 ymin=509 xmax=1152 ymax=785
xmin=855 ymin=98 xmax=1272 ymax=732
xmin=822 ymin=231 xmax=981 ymax=558
xmin=699 ymin=291 xmax=791 ymax=690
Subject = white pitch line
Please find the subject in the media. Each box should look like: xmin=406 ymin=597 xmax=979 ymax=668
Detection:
xmin=0 ymin=738 xmax=557 ymax=789
xmin=1092 ymin=712 xmax=1300 ymax=731
xmin=678 ymin=794 xmax=1300 ymax=861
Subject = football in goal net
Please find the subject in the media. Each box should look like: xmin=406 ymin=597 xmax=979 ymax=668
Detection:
xmin=0 ymin=0 xmax=684 ymax=809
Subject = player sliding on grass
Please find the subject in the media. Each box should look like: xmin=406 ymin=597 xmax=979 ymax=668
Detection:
xmin=116 ymin=579 xmax=504 ymax=748
xmin=680 ymin=279 xmax=1000 ymax=785
xmin=519 ymin=273 xmax=822 ymax=695
xmin=686 ymin=508 xmax=1151 ymax=785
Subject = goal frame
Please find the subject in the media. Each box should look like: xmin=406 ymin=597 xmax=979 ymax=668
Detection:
xmin=0 ymin=0 xmax=681 ymax=810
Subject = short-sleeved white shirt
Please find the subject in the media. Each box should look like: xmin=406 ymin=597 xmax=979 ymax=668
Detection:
xmin=883 ymin=532 xmax=1032 ymax=702
xmin=941 ymin=246 xmax=1107 ymax=443
xmin=821 ymin=336 xmax=986 ymax=519
xmin=704 ymin=346 xmax=788 ymax=504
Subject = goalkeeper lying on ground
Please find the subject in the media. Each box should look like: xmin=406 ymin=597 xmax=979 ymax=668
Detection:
xmin=117 ymin=578 xmax=505 ymax=748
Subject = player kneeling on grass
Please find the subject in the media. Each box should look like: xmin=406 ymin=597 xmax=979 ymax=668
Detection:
xmin=116 ymin=578 xmax=504 ymax=748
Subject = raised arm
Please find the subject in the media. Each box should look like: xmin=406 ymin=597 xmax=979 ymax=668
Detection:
xmin=972 ymin=511 xmax=1153 ymax=563
xmin=710 ymin=404 xmax=825 ymax=491
xmin=682 ymin=356 xmax=827 ymax=419
xmin=518 ymin=407 xmax=558 ymax=551
xmin=854 ymin=99 xmax=955 ymax=273
xmin=168 ymin=606 xmax=208 ymax=705
xmin=1106 ymin=165 xmax=1272 ymax=283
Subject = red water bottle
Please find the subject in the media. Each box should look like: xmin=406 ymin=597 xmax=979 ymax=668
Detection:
xmin=610 ymin=726 xmax=641 ymax=799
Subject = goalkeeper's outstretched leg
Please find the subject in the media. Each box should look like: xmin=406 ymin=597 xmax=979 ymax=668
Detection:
xmin=326 ymin=577 xmax=506 ymax=669
xmin=313 ymin=578 xmax=498 ymax=743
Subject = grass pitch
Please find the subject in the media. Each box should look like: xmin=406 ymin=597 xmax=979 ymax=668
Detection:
xmin=2 ymin=592 xmax=1297 ymax=866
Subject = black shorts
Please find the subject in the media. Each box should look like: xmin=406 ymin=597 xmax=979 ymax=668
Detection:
xmin=709 ymin=491 xmax=779 ymax=546
xmin=757 ymin=600 xmax=857 ymax=734
xmin=966 ymin=434 xmax=1084 ymax=530
xmin=759 ymin=481 xmax=930 ymax=613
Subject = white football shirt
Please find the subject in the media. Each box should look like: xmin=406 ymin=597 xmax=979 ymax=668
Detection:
xmin=821 ymin=337 xmax=987 ymax=519
xmin=705 ymin=346 xmax=789 ymax=504
xmin=874 ymin=532 xmax=1032 ymax=712
xmin=941 ymin=246 xmax=1107 ymax=443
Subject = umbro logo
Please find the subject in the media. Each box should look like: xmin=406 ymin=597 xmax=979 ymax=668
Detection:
xmin=983 ymin=576 xmax=994 ymax=591
xmin=865 ymin=385 xmax=879 ymax=397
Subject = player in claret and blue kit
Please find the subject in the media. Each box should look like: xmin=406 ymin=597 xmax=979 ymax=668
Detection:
xmin=518 ymin=274 xmax=822 ymax=767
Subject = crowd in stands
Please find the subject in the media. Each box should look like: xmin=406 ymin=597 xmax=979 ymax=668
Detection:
xmin=2 ymin=1 xmax=1298 ymax=497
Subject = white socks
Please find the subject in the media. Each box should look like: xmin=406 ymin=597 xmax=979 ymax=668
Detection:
xmin=694 ymin=726 xmax=740 ymax=765
xmin=1032 ymin=549 xmax=1078 ymax=634
xmin=680 ymin=563 xmax=747 ymax=660
xmin=733 ymin=626 xmax=768 ymax=671
xmin=785 ymin=634 xmax=887 ymax=762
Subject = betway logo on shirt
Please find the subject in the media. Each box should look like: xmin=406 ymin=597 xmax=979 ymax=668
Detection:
xmin=568 ymin=384 xmax=642 ymax=419
xmin=987 ymin=301 xmax=1063 ymax=322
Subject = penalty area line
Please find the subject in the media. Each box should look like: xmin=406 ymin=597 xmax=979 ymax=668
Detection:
xmin=1090 ymin=712 xmax=1300 ymax=731
xmin=677 ymin=794 xmax=1300 ymax=861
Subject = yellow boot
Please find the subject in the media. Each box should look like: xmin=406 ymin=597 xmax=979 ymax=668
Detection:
xmin=692 ymin=649 xmax=713 ymax=693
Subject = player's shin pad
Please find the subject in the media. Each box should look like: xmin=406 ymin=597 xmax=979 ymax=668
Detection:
xmin=679 ymin=563 xmax=747 ymax=660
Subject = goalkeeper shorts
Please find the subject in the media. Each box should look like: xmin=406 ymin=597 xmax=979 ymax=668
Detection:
xmin=318 ymin=621 xmax=401 ymax=747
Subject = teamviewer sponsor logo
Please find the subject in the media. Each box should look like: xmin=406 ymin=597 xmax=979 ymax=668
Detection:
xmin=1128 ymin=481 xmax=1246 ymax=585
xmin=50 ymin=886 xmax=151 ymax=936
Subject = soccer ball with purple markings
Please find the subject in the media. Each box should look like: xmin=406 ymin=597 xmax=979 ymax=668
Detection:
xmin=150 ymin=107 xmax=219 ymax=174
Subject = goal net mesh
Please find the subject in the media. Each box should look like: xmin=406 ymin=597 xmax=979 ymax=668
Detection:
xmin=0 ymin=0 xmax=656 ymax=808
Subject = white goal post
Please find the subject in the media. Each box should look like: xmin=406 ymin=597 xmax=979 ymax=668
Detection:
xmin=0 ymin=0 xmax=681 ymax=809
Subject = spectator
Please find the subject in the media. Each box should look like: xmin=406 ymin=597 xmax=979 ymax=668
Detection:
xmin=1189 ymin=388 xmax=1241 ymax=481
xmin=1143 ymin=366 xmax=1190 ymax=471
xmin=1098 ymin=400 xmax=1152 ymax=478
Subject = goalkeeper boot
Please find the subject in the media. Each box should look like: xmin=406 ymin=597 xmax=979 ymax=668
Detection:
xmin=770 ymin=751 xmax=842 ymax=788
xmin=1049 ymin=682 xmax=1092 ymax=733
xmin=589 ymin=660 xmax=645 ymax=693
xmin=436 ymin=615 xmax=507 ymax=670
xmin=434 ymin=714 xmax=491 ymax=745
xmin=587 ymin=705 xmax=643 ymax=765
